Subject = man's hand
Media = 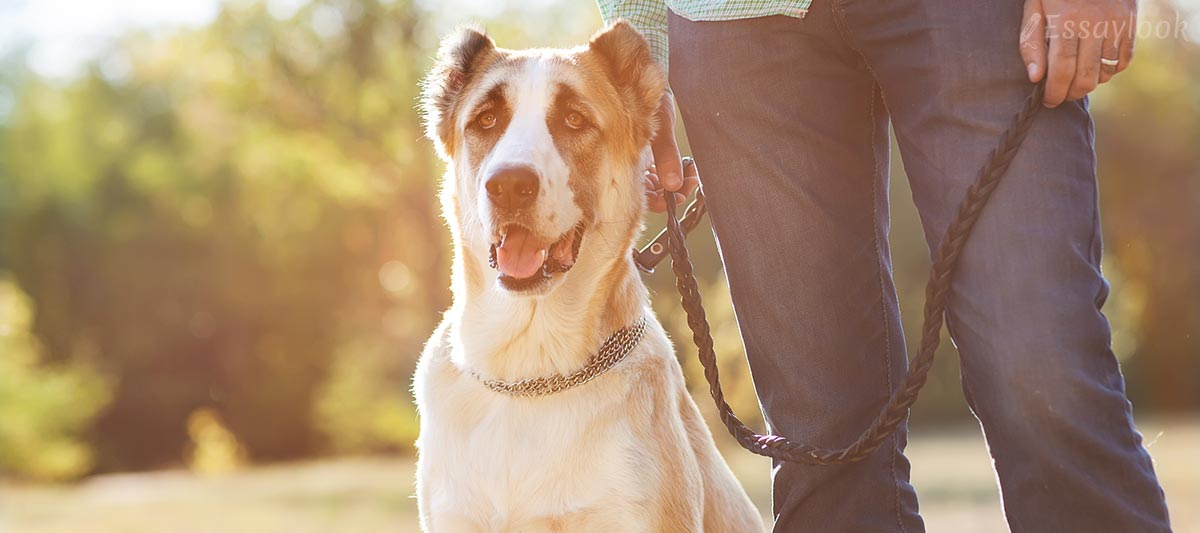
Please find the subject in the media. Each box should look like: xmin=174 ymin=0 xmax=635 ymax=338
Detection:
xmin=1020 ymin=0 xmax=1137 ymax=108
xmin=644 ymin=91 xmax=699 ymax=212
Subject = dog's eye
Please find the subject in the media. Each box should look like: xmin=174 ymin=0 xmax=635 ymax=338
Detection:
xmin=477 ymin=112 xmax=497 ymax=129
xmin=564 ymin=111 xmax=587 ymax=130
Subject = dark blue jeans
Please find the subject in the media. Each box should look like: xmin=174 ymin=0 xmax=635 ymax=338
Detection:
xmin=667 ymin=0 xmax=1172 ymax=531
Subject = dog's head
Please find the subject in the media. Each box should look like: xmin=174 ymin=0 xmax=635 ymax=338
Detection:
xmin=422 ymin=22 xmax=665 ymax=296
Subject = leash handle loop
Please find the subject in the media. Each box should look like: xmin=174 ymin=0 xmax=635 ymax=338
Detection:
xmin=662 ymin=82 xmax=1047 ymax=465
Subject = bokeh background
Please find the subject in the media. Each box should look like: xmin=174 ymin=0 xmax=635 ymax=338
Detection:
xmin=0 ymin=0 xmax=1197 ymax=531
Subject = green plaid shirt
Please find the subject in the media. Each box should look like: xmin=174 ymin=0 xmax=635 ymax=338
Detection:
xmin=597 ymin=0 xmax=812 ymax=69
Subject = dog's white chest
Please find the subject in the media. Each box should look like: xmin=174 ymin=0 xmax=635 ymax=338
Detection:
xmin=416 ymin=356 xmax=650 ymax=529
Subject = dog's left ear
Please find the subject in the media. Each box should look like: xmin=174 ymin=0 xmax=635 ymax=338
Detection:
xmin=422 ymin=26 xmax=496 ymax=159
xmin=588 ymin=21 xmax=667 ymax=140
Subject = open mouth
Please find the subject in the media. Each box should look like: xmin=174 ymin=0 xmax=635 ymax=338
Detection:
xmin=488 ymin=222 xmax=584 ymax=289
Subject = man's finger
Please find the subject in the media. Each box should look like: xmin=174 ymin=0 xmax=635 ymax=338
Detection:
xmin=1044 ymin=31 xmax=1079 ymax=107
xmin=1019 ymin=0 xmax=1048 ymax=82
xmin=652 ymin=132 xmax=683 ymax=193
xmin=1099 ymin=35 xmax=1119 ymax=84
xmin=645 ymin=181 xmax=667 ymax=211
xmin=651 ymin=94 xmax=683 ymax=192
xmin=644 ymin=171 xmax=661 ymax=190
xmin=645 ymin=168 xmax=666 ymax=211
xmin=1118 ymin=15 xmax=1135 ymax=73
xmin=680 ymin=157 xmax=700 ymax=198
xmin=1067 ymin=35 xmax=1103 ymax=100
xmin=646 ymin=189 xmax=666 ymax=212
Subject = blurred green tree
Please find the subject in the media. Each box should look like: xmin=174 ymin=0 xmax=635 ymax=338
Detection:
xmin=0 ymin=277 xmax=110 ymax=480
xmin=1 ymin=0 xmax=448 ymax=471
xmin=1088 ymin=7 xmax=1200 ymax=410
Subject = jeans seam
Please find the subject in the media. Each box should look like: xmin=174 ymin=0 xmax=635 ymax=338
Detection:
xmin=830 ymin=0 xmax=858 ymax=52
xmin=867 ymin=82 xmax=909 ymax=533
xmin=1081 ymin=99 xmax=1100 ymax=268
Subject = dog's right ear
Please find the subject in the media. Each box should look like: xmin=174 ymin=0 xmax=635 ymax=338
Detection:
xmin=422 ymin=26 xmax=496 ymax=159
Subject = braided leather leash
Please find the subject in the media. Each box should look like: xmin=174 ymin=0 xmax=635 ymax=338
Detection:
xmin=640 ymin=82 xmax=1047 ymax=465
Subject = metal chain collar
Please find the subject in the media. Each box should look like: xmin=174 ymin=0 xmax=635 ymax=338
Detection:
xmin=469 ymin=316 xmax=647 ymax=397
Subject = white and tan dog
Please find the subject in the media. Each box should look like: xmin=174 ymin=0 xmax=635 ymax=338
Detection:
xmin=414 ymin=21 xmax=763 ymax=532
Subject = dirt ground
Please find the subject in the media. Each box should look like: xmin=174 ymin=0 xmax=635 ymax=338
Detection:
xmin=2 ymin=416 xmax=1195 ymax=532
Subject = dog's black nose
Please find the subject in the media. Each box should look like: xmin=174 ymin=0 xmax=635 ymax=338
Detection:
xmin=485 ymin=165 xmax=539 ymax=211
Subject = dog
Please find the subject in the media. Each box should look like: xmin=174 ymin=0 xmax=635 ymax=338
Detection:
xmin=414 ymin=21 xmax=764 ymax=532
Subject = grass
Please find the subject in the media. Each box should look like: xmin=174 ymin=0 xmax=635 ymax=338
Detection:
xmin=2 ymin=416 xmax=1196 ymax=532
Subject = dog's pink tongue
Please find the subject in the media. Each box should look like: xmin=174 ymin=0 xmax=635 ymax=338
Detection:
xmin=497 ymin=227 xmax=547 ymax=279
